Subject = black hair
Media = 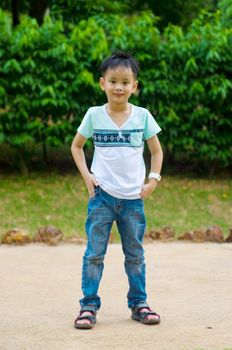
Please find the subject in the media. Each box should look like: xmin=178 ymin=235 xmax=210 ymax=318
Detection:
xmin=99 ymin=51 xmax=139 ymax=78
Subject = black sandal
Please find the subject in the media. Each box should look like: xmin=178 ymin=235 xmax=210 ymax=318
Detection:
xmin=131 ymin=306 xmax=161 ymax=325
xmin=74 ymin=309 xmax=97 ymax=329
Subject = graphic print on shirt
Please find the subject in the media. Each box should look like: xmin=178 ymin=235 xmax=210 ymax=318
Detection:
xmin=92 ymin=129 xmax=144 ymax=147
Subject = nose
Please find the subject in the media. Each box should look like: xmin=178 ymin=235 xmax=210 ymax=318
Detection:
xmin=115 ymin=85 xmax=122 ymax=91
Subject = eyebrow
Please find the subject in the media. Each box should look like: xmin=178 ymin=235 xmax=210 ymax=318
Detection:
xmin=109 ymin=77 xmax=130 ymax=80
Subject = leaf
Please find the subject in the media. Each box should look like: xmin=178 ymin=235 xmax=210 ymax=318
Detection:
xmin=2 ymin=59 xmax=22 ymax=73
xmin=185 ymin=58 xmax=198 ymax=74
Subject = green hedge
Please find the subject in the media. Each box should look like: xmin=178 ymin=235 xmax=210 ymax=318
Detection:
xmin=140 ymin=11 xmax=232 ymax=167
xmin=0 ymin=9 xmax=232 ymax=171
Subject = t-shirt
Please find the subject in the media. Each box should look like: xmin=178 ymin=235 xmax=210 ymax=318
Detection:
xmin=78 ymin=104 xmax=161 ymax=199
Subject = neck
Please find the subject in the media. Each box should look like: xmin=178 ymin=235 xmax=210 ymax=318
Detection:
xmin=107 ymin=102 xmax=130 ymax=112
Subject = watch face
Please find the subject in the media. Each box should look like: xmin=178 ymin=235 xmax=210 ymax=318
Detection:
xmin=149 ymin=173 xmax=161 ymax=181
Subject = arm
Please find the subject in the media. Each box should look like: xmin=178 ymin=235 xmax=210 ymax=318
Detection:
xmin=71 ymin=133 xmax=98 ymax=198
xmin=140 ymin=135 xmax=163 ymax=200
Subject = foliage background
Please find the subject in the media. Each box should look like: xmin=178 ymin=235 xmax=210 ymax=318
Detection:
xmin=0 ymin=0 xmax=232 ymax=174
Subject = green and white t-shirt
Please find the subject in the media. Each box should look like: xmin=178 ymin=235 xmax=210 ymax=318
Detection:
xmin=78 ymin=104 xmax=161 ymax=199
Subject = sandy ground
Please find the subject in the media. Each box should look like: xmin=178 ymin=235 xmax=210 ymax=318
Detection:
xmin=0 ymin=242 xmax=232 ymax=350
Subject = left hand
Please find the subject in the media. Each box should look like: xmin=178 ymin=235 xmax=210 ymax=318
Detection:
xmin=140 ymin=181 xmax=158 ymax=200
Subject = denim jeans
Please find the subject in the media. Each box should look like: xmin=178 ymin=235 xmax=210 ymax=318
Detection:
xmin=79 ymin=186 xmax=149 ymax=311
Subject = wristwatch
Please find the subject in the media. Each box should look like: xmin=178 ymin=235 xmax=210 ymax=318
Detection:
xmin=148 ymin=172 xmax=161 ymax=182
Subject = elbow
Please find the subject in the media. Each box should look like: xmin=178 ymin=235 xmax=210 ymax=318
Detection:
xmin=154 ymin=146 xmax=163 ymax=164
xmin=159 ymin=142 xmax=164 ymax=159
xmin=160 ymin=148 xmax=164 ymax=165
xmin=160 ymin=147 xmax=164 ymax=160
xmin=155 ymin=144 xmax=163 ymax=160
xmin=71 ymin=140 xmax=76 ymax=156
xmin=70 ymin=142 xmax=74 ymax=155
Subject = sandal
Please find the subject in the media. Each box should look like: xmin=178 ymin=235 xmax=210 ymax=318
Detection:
xmin=131 ymin=306 xmax=161 ymax=325
xmin=74 ymin=309 xmax=97 ymax=329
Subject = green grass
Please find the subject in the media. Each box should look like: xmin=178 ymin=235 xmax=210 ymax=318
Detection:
xmin=0 ymin=173 xmax=231 ymax=240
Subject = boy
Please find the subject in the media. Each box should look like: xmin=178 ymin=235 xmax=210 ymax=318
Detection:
xmin=71 ymin=52 xmax=163 ymax=329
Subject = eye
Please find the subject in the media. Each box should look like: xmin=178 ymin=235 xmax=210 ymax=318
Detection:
xmin=123 ymin=82 xmax=129 ymax=85
xmin=110 ymin=80 xmax=116 ymax=84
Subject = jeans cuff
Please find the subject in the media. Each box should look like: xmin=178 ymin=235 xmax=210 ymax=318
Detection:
xmin=133 ymin=302 xmax=149 ymax=310
xmin=81 ymin=305 xmax=97 ymax=313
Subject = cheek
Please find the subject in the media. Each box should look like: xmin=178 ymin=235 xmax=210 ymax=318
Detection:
xmin=127 ymin=86 xmax=135 ymax=93
xmin=105 ymin=86 xmax=112 ymax=92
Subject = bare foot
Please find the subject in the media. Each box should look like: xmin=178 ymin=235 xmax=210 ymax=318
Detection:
xmin=75 ymin=311 xmax=92 ymax=326
xmin=139 ymin=308 xmax=160 ymax=321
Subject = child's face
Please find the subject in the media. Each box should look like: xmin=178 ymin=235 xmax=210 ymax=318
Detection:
xmin=99 ymin=66 xmax=138 ymax=105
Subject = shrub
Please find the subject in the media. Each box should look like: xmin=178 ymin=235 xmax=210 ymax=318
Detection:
xmin=0 ymin=8 xmax=231 ymax=172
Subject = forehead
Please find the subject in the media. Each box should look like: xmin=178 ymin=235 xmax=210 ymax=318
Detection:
xmin=104 ymin=67 xmax=135 ymax=79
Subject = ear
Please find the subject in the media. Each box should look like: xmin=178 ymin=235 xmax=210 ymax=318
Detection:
xmin=99 ymin=77 xmax=105 ymax=91
xmin=132 ymin=80 xmax=138 ymax=94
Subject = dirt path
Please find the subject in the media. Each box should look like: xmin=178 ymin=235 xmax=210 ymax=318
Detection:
xmin=0 ymin=242 xmax=232 ymax=350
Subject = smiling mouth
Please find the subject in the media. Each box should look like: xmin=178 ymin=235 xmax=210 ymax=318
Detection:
xmin=114 ymin=93 xmax=124 ymax=97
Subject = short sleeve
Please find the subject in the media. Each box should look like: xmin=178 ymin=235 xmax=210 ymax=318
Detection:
xmin=77 ymin=108 xmax=94 ymax=139
xmin=144 ymin=110 xmax=161 ymax=140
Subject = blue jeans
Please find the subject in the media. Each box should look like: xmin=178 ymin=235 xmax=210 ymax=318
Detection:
xmin=79 ymin=186 xmax=149 ymax=311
